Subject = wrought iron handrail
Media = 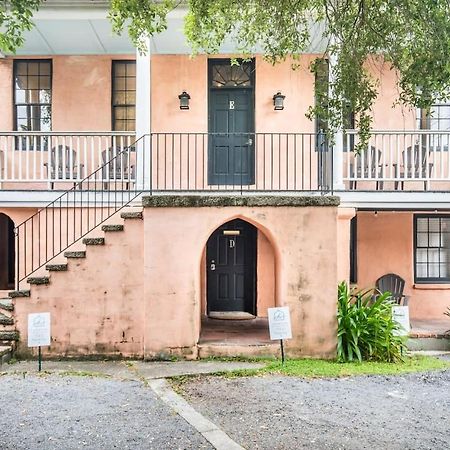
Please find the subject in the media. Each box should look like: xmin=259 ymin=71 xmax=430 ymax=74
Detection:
xmin=15 ymin=135 xmax=146 ymax=287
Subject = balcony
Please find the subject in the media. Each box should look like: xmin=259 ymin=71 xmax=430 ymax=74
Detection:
xmin=2 ymin=130 xmax=450 ymax=207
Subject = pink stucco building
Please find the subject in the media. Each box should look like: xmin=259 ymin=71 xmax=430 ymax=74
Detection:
xmin=0 ymin=1 xmax=449 ymax=360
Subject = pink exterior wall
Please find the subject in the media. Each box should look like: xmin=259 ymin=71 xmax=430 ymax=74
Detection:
xmin=143 ymin=203 xmax=339 ymax=359
xmin=0 ymin=55 xmax=134 ymax=133
xmin=14 ymin=215 xmax=144 ymax=357
xmin=357 ymin=211 xmax=450 ymax=319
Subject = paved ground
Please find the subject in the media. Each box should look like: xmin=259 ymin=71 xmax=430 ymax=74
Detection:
xmin=0 ymin=375 xmax=213 ymax=450
xmin=183 ymin=369 xmax=450 ymax=450
xmin=1 ymin=359 xmax=449 ymax=449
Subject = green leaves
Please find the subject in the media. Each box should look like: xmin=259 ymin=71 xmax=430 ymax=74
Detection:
xmin=108 ymin=0 xmax=176 ymax=54
xmin=337 ymin=281 xmax=406 ymax=363
xmin=0 ymin=0 xmax=41 ymax=54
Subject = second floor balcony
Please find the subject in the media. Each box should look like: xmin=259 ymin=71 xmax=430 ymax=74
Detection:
xmin=1 ymin=130 xmax=450 ymax=207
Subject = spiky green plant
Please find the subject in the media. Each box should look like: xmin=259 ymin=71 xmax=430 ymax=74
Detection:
xmin=337 ymin=282 xmax=406 ymax=363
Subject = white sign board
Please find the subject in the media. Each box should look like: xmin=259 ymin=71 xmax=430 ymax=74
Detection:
xmin=28 ymin=313 xmax=51 ymax=347
xmin=392 ymin=306 xmax=410 ymax=336
xmin=268 ymin=306 xmax=292 ymax=340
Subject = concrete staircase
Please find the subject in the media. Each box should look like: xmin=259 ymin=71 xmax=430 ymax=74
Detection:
xmin=6 ymin=208 xmax=144 ymax=359
xmin=0 ymin=297 xmax=18 ymax=366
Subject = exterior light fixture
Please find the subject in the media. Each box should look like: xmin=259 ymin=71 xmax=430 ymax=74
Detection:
xmin=273 ymin=92 xmax=285 ymax=110
xmin=178 ymin=91 xmax=190 ymax=110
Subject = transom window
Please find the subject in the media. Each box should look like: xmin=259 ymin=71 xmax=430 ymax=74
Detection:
xmin=13 ymin=60 xmax=52 ymax=134
xmin=415 ymin=215 xmax=450 ymax=283
xmin=112 ymin=61 xmax=136 ymax=131
xmin=210 ymin=61 xmax=253 ymax=88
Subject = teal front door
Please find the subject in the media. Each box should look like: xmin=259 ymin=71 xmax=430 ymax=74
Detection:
xmin=208 ymin=61 xmax=255 ymax=185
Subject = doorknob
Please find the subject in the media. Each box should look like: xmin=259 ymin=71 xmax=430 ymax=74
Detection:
xmin=210 ymin=261 xmax=216 ymax=271
xmin=246 ymin=138 xmax=253 ymax=145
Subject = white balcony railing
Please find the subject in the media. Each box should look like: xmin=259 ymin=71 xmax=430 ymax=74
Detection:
xmin=0 ymin=132 xmax=135 ymax=189
xmin=343 ymin=130 xmax=450 ymax=190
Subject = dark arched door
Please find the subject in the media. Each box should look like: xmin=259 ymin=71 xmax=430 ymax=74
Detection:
xmin=207 ymin=219 xmax=256 ymax=314
xmin=0 ymin=213 xmax=15 ymax=290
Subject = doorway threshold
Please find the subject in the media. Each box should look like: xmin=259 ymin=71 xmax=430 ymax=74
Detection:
xmin=208 ymin=311 xmax=256 ymax=320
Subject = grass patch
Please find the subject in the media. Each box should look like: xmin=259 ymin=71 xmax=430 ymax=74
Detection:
xmin=221 ymin=355 xmax=450 ymax=379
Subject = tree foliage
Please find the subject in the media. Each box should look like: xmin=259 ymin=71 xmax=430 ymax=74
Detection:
xmin=1 ymin=0 xmax=450 ymax=144
xmin=0 ymin=0 xmax=41 ymax=53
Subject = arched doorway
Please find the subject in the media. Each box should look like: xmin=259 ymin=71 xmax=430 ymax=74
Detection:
xmin=0 ymin=213 xmax=15 ymax=290
xmin=206 ymin=219 xmax=257 ymax=316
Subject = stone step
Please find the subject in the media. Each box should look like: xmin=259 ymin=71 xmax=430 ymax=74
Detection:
xmin=121 ymin=211 xmax=143 ymax=220
xmin=82 ymin=237 xmax=105 ymax=246
xmin=407 ymin=336 xmax=450 ymax=352
xmin=0 ymin=331 xmax=19 ymax=342
xmin=101 ymin=224 xmax=124 ymax=232
xmin=8 ymin=290 xmax=30 ymax=299
xmin=0 ymin=345 xmax=12 ymax=366
xmin=64 ymin=251 xmax=86 ymax=259
xmin=198 ymin=342 xmax=279 ymax=359
xmin=0 ymin=313 xmax=14 ymax=326
xmin=0 ymin=298 xmax=14 ymax=311
xmin=27 ymin=276 xmax=50 ymax=286
xmin=46 ymin=263 xmax=68 ymax=272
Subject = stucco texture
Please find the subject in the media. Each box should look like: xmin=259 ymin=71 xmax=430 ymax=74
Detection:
xmin=357 ymin=211 xmax=450 ymax=319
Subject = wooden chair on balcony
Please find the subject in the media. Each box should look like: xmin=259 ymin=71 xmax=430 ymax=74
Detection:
xmin=394 ymin=145 xmax=433 ymax=191
xmin=44 ymin=145 xmax=84 ymax=189
xmin=375 ymin=273 xmax=409 ymax=306
xmin=349 ymin=146 xmax=383 ymax=190
xmin=101 ymin=147 xmax=135 ymax=190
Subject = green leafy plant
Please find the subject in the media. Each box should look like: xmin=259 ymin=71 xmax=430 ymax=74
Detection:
xmin=337 ymin=281 xmax=406 ymax=363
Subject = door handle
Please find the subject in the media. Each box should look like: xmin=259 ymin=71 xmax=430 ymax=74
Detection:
xmin=246 ymin=138 xmax=253 ymax=145
xmin=210 ymin=261 xmax=216 ymax=271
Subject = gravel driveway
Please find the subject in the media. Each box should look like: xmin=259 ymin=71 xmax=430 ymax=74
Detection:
xmin=182 ymin=369 xmax=450 ymax=450
xmin=0 ymin=375 xmax=212 ymax=450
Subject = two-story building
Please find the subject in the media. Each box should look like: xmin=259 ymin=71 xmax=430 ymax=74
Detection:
xmin=0 ymin=1 xmax=449 ymax=361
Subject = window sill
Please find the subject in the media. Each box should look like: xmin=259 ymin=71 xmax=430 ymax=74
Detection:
xmin=413 ymin=284 xmax=450 ymax=290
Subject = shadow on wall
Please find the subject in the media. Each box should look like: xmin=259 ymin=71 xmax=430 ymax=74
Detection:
xmin=0 ymin=213 xmax=15 ymax=290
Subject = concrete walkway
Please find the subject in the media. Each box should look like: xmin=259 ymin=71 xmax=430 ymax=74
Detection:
xmin=1 ymin=360 xmax=262 ymax=450
xmin=0 ymin=359 xmax=264 ymax=379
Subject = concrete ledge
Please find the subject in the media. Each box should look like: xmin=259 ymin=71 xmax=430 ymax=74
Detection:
xmin=46 ymin=263 xmax=68 ymax=272
xmin=82 ymin=237 xmax=105 ymax=246
xmin=64 ymin=251 xmax=86 ymax=258
xmin=8 ymin=290 xmax=30 ymax=299
xmin=142 ymin=195 xmax=340 ymax=208
xmin=101 ymin=224 xmax=124 ymax=232
xmin=0 ymin=299 xmax=15 ymax=309
xmin=0 ymin=331 xmax=19 ymax=341
xmin=0 ymin=313 xmax=14 ymax=326
xmin=121 ymin=211 xmax=143 ymax=219
xmin=27 ymin=277 xmax=50 ymax=285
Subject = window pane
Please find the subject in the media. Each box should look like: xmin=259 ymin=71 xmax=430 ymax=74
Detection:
xmin=114 ymin=63 xmax=126 ymax=77
xmin=125 ymin=77 xmax=136 ymax=91
xmin=28 ymin=63 xmax=39 ymax=76
xmin=114 ymin=77 xmax=126 ymax=91
xmin=13 ymin=61 xmax=52 ymax=133
xmin=416 ymin=218 xmax=428 ymax=232
xmin=39 ymin=62 xmax=51 ymax=76
xmin=113 ymin=92 xmax=126 ymax=105
xmin=429 ymin=218 xmax=440 ymax=232
xmin=429 ymin=233 xmax=440 ymax=247
xmin=416 ymin=248 xmax=428 ymax=263
xmin=126 ymin=106 xmax=135 ymax=120
xmin=416 ymin=263 xmax=428 ymax=278
xmin=211 ymin=62 xmax=252 ymax=88
xmin=417 ymin=232 xmax=428 ymax=247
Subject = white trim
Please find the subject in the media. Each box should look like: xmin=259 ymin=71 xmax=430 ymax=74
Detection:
xmin=338 ymin=190 xmax=450 ymax=209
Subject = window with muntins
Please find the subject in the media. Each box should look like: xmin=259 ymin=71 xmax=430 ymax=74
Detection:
xmin=415 ymin=215 xmax=450 ymax=283
xmin=13 ymin=60 xmax=52 ymax=134
xmin=112 ymin=61 xmax=136 ymax=132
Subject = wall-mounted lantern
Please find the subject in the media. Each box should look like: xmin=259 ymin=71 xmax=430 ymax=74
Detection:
xmin=178 ymin=91 xmax=191 ymax=110
xmin=273 ymin=92 xmax=285 ymax=110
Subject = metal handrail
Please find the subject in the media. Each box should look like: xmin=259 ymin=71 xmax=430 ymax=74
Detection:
xmin=15 ymin=135 xmax=146 ymax=287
